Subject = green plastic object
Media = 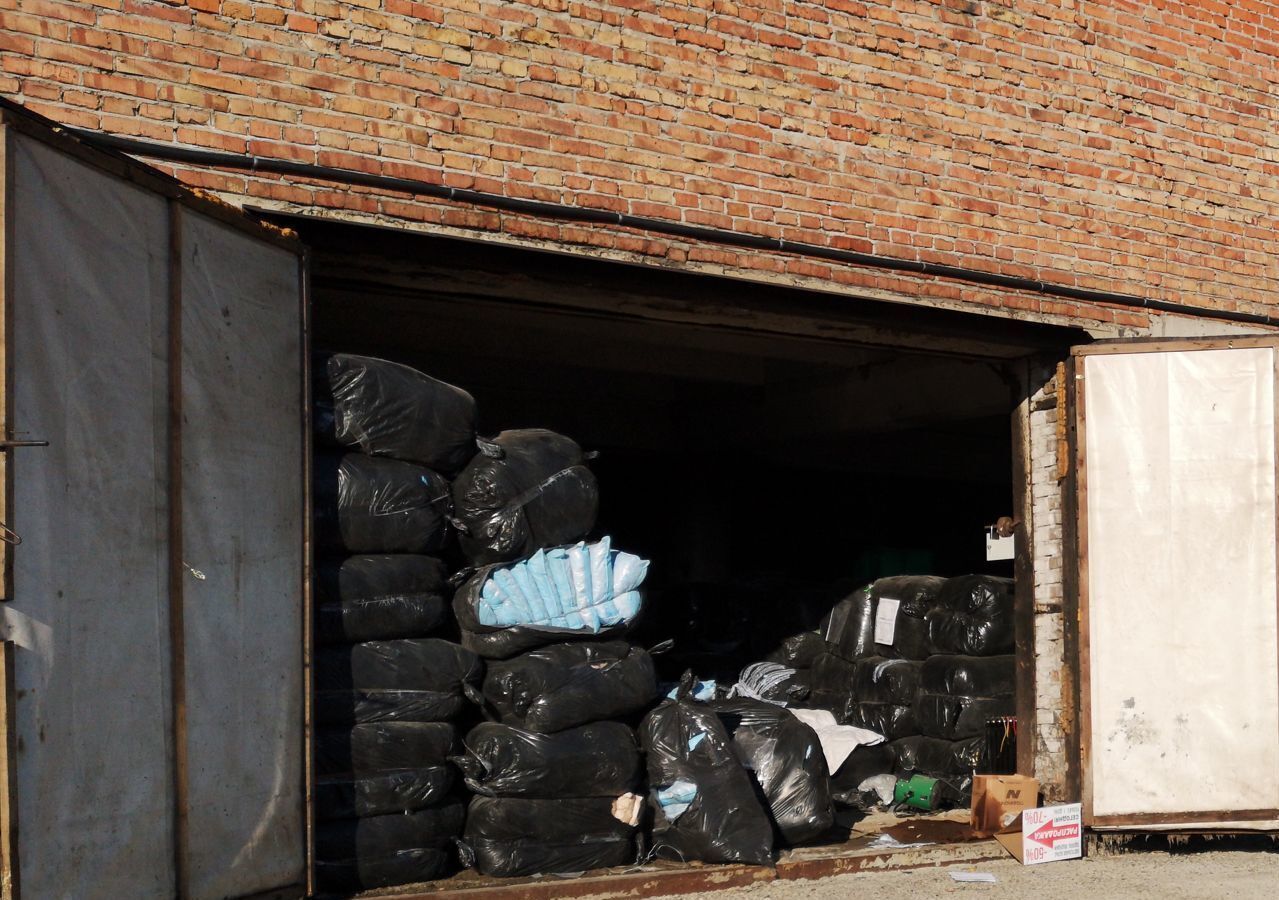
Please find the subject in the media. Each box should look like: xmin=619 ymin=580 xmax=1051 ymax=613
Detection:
xmin=894 ymin=774 xmax=940 ymax=811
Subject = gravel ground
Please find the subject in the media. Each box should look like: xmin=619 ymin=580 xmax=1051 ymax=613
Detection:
xmin=665 ymin=851 xmax=1279 ymax=900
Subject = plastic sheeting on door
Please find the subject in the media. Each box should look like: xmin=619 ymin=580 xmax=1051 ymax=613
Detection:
xmin=3 ymin=123 xmax=177 ymax=900
xmin=1082 ymin=347 xmax=1279 ymax=821
xmin=179 ymin=209 xmax=304 ymax=897
xmin=0 ymin=126 xmax=306 ymax=897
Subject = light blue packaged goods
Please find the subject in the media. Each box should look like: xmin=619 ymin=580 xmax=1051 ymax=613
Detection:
xmin=454 ymin=538 xmax=649 ymax=659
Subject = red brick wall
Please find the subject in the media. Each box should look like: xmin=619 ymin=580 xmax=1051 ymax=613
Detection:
xmin=5 ymin=0 xmax=1279 ymax=327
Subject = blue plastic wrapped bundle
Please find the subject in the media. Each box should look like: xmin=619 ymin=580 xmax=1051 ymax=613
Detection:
xmin=454 ymin=537 xmax=649 ymax=658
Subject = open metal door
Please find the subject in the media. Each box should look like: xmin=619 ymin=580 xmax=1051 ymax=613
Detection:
xmin=0 ymin=104 xmax=310 ymax=897
xmin=1071 ymin=337 xmax=1279 ymax=829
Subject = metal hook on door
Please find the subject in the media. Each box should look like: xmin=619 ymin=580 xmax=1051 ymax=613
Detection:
xmin=0 ymin=522 xmax=21 ymax=545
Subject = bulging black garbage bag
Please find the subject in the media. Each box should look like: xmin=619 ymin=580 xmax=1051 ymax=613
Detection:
xmin=868 ymin=575 xmax=946 ymax=659
xmin=313 ymin=352 xmax=477 ymax=474
xmin=914 ymin=692 xmax=1015 ymax=740
xmin=926 ymin=575 xmax=1015 ymax=656
xmin=765 ymin=632 xmax=825 ymax=668
xmin=316 ymin=555 xmax=450 ymax=644
xmin=462 ymin=795 xmax=641 ymax=877
xmin=314 ymin=453 xmax=452 ymax=555
xmin=316 ymin=639 xmax=483 ymax=725
xmin=456 ymin=721 xmax=642 ymax=798
xmin=316 ymin=766 xmax=457 ymax=821
xmin=481 ymin=641 xmax=657 ymax=734
xmin=850 ymin=657 xmax=923 ymax=706
xmin=451 ymin=429 xmax=598 ymax=565
xmin=819 ymin=587 xmax=876 ymax=661
xmin=842 ymin=701 xmax=919 ymax=741
xmin=888 ymin=735 xmax=986 ymax=777
xmin=919 ymin=654 xmax=1016 ymax=697
xmin=641 ymin=696 xmax=774 ymax=866
xmin=317 ymin=722 xmax=458 ymax=775
xmin=709 ymin=699 xmax=834 ymax=846
xmin=315 ymin=802 xmax=465 ymax=892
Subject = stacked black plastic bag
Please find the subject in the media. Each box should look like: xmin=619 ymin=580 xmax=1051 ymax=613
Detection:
xmin=461 ymin=642 xmax=656 ymax=875
xmin=889 ymin=576 xmax=1016 ymax=804
xmin=455 ymin=721 xmax=646 ymax=877
xmin=312 ymin=354 xmax=483 ymax=892
xmin=797 ymin=574 xmax=1016 ymax=811
xmin=442 ymin=426 xmax=659 ymax=877
xmin=806 ymin=577 xmax=943 ymax=741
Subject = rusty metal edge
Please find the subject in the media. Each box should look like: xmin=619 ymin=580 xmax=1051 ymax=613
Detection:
xmin=774 ymin=844 xmax=1009 ymax=881
xmin=363 ymin=842 xmax=1013 ymax=900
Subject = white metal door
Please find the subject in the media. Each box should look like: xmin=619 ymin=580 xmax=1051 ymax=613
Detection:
xmin=1074 ymin=338 xmax=1279 ymax=828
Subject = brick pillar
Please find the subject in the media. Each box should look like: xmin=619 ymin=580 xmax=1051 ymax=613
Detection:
xmin=1028 ymin=361 xmax=1070 ymax=800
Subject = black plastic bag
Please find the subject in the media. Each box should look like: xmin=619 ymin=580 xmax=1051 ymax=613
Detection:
xmin=641 ymin=698 xmax=774 ymax=866
xmin=457 ymin=721 xmax=641 ymax=798
xmin=318 ymin=595 xmax=449 ymax=646
xmin=849 ymin=658 xmax=922 ymax=706
xmin=317 ymin=689 xmax=476 ymax=726
xmin=317 ymin=722 xmax=457 ymax=775
xmin=868 ymin=576 xmax=945 ymax=659
xmin=316 ymin=639 xmax=482 ymax=725
xmin=316 ymin=766 xmax=457 ymax=821
xmin=915 ymin=693 xmax=1015 ymax=740
xmin=452 ymin=429 xmax=599 ymax=565
xmin=871 ymin=575 xmax=948 ymax=618
xmin=314 ymin=453 xmax=452 ymax=554
xmin=482 ymin=641 xmax=656 ymax=734
xmin=313 ymin=353 xmax=478 ymax=474
xmin=810 ymin=651 xmax=854 ymax=696
xmin=317 ymin=555 xmax=450 ymax=604
xmin=316 ymin=555 xmax=450 ymax=644
xmin=710 ymin=699 xmax=833 ymax=846
xmin=315 ymin=847 xmax=454 ymax=894
xmin=463 ymin=795 xmax=641 ymax=877
xmin=919 ymin=654 xmax=1016 ymax=697
xmin=315 ymin=802 xmax=464 ymax=892
xmin=843 ymin=702 xmax=919 ymax=740
xmin=927 ymin=575 xmax=1015 ymax=656
xmin=888 ymin=735 xmax=986 ymax=777
xmin=819 ymin=587 xmax=876 ymax=661
xmin=829 ymin=743 xmax=895 ymax=806
xmin=317 ymin=639 xmax=482 ymax=691
xmin=884 ymin=612 xmax=933 ymax=660
xmin=765 ymin=632 xmax=825 ymax=668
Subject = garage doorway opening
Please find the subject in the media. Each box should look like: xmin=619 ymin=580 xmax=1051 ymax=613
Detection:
xmin=278 ymin=214 xmax=1088 ymax=894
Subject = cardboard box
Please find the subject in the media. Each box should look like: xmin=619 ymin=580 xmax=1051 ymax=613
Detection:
xmin=994 ymin=803 xmax=1084 ymax=865
xmin=971 ymin=774 xmax=1039 ymax=837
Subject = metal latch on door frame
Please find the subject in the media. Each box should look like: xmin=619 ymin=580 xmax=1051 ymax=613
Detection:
xmin=0 ymin=439 xmax=49 ymax=545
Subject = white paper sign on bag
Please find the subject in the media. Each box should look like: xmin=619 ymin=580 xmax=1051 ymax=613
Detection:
xmin=873 ymin=597 xmax=900 ymax=645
